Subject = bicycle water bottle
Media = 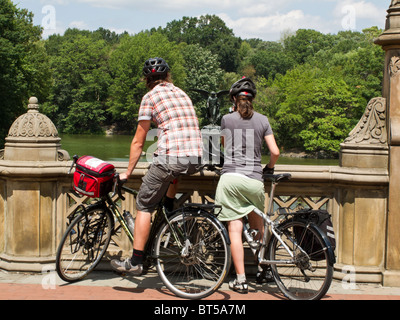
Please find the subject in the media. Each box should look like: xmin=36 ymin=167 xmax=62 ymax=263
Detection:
xmin=123 ymin=210 xmax=135 ymax=235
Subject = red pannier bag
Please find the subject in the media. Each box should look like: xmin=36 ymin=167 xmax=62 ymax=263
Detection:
xmin=73 ymin=156 xmax=115 ymax=198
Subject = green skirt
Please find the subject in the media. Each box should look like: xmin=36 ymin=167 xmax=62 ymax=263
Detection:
xmin=215 ymin=173 xmax=265 ymax=221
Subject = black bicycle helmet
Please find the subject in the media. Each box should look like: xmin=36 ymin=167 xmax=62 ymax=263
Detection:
xmin=143 ymin=57 xmax=170 ymax=77
xmin=229 ymin=77 xmax=257 ymax=101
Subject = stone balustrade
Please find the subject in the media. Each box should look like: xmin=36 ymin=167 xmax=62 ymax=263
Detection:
xmin=0 ymin=158 xmax=392 ymax=285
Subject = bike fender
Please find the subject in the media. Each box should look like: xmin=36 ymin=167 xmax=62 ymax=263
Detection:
xmin=309 ymin=222 xmax=336 ymax=266
xmin=185 ymin=209 xmax=231 ymax=245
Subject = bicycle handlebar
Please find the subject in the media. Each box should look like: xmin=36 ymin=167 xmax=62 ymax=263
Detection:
xmin=263 ymin=173 xmax=292 ymax=183
xmin=112 ymin=173 xmax=138 ymax=200
xmin=113 ymin=173 xmax=127 ymax=201
xmin=68 ymin=154 xmax=80 ymax=174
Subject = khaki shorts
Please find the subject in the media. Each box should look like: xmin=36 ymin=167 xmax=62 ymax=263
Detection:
xmin=136 ymin=156 xmax=201 ymax=213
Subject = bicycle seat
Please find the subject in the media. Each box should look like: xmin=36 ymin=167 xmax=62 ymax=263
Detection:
xmin=263 ymin=173 xmax=292 ymax=183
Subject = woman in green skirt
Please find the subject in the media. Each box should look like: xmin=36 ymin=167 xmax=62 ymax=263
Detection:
xmin=216 ymin=77 xmax=280 ymax=293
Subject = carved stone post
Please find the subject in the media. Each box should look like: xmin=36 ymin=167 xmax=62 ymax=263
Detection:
xmin=335 ymin=3 xmax=400 ymax=284
xmin=375 ymin=1 xmax=400 ymax=286
xmin=340 ymin=97 xmax=388 ymax=169
xmin=0 ymin=97 xmax=70 ymax=272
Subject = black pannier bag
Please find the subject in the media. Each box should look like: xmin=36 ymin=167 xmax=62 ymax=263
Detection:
xmin=279 ymin=208 xmax=336 ymax=261
xmin=293 ymin=209 xmax=336 ymax=261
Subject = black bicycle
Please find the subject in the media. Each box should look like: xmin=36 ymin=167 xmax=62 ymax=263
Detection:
xmin=56 ymin=160 xmax=231 ymax=300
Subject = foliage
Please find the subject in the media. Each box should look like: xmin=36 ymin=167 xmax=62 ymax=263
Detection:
xmin=248 ymin=41 xmax=294 ymax=80
xmin=0 ymin=0 xmax=50 ymax=147
xmin=266 ymin=65 xmax=358 ymax=155
xmin=258 ymin=28 xmax=384 ymax=155
xmin=0 ymin=1 xmax=386 ymax=156
xmin=107 ymin=32 xmax=185 ymax=131
xmin=181 ymin=43 xmax=226 ymax=124
xmin=283 ymin=29 xmax=335 ymax=65
xmin=42 ymin=31 xmax=112 ymax=133
xmin=160 ymin=15 xmax=241 ymax=72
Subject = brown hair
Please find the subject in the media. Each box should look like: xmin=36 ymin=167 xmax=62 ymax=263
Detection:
xmin=235 ymin=96 xmax=254 ymax=119
xmin=146 ymin=72 xmax=172 ymax=90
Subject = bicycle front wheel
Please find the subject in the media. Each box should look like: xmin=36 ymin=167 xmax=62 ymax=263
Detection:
xmin=268 ymin=219 xmax=333 ymax=300
xmin=154 ymin=210 xmax=231 ymax=300
xmin=56 ymin=207 xmax=114 ymax=282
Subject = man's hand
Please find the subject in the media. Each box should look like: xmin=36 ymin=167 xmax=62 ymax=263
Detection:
xmin=119 ymin=172 xmax=129 ymax=181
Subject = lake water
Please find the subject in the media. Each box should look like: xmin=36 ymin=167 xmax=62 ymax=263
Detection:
xmin=59 ymin=134 xmax=339 ymax=166
xmin=60 ymin=134 xmax=134 ymax=162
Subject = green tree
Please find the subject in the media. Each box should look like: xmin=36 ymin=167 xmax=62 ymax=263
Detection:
xmin=42 ymin=30 xmax=112 ymax=133
xmin=299 ymin=77 xmax=357 ymax=154
xmin=249 ymin=41 xmax=294 ymax=79
xmin=253 ymin=76 xmax=280 ymax=130
xmin=271 ymin=64 xmax=357 ymax=155
xmin=161 ymin=15 xmax=241 ymax=72
xmin=0 ymin=0 xmax=50 ymax=146
xmin=107 ymin=32 xmax=186 ymax=131
xmin=283 ymin=29 xmax=334 ymax=65
xmin=309 ymin=28 xmax=384 ymax=118
xmin=181 ymin=43 xmax=226 ymax=123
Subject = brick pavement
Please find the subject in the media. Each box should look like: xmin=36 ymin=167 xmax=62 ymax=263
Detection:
xmin=1 ymin=282 xmax=400 ymax=300
xmin=1 ymin=271 xmax=400 ymax=301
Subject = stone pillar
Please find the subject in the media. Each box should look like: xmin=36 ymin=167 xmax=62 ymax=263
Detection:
xmin=335 ymin=3 xmax=397 ymax=284
xmin=375 ymin=2 xmax=400 ymax=286
xmin=0 ymin=97 xmax=70 ymax=272
xmin=338 ymin=99 xmax=389 ymax=283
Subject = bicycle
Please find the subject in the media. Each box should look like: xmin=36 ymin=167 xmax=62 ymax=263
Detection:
xmin=55 ymin=157 xmax=231 ymax=300
xmin=236 ymin=172 xmax=336 ymax=300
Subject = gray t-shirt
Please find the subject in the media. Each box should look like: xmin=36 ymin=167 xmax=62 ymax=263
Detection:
xmin=221 ymin=111 xmax=273 ymax=182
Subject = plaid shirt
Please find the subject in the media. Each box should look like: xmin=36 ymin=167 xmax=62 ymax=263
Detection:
xmin=138 ymin=83 xmax=203 ymax=158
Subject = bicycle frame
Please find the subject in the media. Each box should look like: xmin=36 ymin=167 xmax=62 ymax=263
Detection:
xmin=67 ymin=177 xmax=204 ymax=265
xmin=248 ymin=175 xmax=335 ymax=268
xmin=252 ymin=207 xmax=299 ymax=266
xmin=106 ymin=194 xmax=134 ymax=243
xmin=106 ymin=186 xmax=177 ymax=253
xmin=248 ymin=176 xmax=303 ymax=266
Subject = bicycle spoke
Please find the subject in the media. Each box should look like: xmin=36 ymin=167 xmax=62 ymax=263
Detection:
xmin=155 ymin=212 xmax=230 ymax=299
xmin=56 ymin=209 xmax=113 ymax=282
xmin=269 ymin=220 xmax=333 ymax=300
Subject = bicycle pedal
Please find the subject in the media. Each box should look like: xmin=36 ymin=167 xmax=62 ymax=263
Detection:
xmin=256 ymin=271 xmax=274 ymax=284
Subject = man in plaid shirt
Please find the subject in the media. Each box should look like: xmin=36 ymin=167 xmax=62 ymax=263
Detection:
xmin=111 ymin=57 xmax=203 ymax=275
xmin=139 ymin=80 xmax=203 ymax=158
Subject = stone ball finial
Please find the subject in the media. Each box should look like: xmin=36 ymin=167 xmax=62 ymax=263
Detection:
xmin=27 ymin=96 xmax=39 ymax=113
xmin=29 ymin=97 xmax=38 ymax=104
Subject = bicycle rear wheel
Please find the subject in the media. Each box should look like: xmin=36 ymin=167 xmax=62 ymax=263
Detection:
xmin=268 ymin=219 xmax=333 ymax=300
xmin=56 ymin=207 xmax=113 ymax=282
xmin=154 ymin=210 xmax=231 ymax=300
